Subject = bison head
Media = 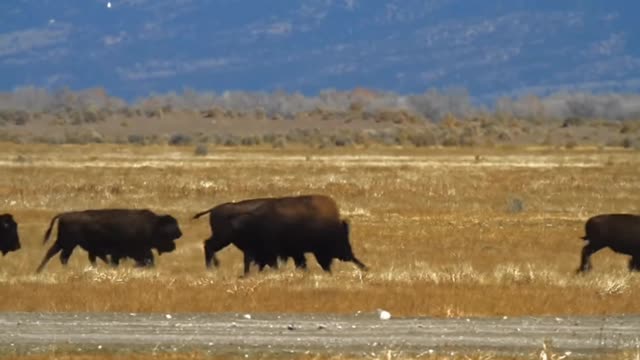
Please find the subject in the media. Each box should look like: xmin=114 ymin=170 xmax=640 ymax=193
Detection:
xmin=0 ymin=214 xmax=20 ymax=256
xmin=153 ymin=215 xmax=182 ymax=254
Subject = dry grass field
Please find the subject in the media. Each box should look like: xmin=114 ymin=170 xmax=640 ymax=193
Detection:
xmin=1 ymin=143 xmax=640 ymax=317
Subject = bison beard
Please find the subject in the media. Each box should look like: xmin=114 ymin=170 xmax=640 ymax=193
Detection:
xmin=577 ymin=213 xmax=640 ymax=273
xmin=0 ymin=213 xmax=21 ymax=256
xmin=229 ymin=195 xmax=368 ymax=276
xmin=36 ymin=209 xmax=182 ymax=273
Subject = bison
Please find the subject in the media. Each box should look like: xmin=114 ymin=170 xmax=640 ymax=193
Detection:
xmin=194 ymin=197 xmax=274 ymax=269
xmin=228 ymin=195 xmax=368 ymax=275
xmin=0 ymin=213 xmax=21 ymax=256
xmin=36 ymin=209 xmax=182 ymax=273
xmin=577 ymin=213 xmax=640 ymax=273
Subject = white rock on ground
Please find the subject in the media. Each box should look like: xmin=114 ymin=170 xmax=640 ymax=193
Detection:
xmin=377 ymin=309 xmax=391 ymax=320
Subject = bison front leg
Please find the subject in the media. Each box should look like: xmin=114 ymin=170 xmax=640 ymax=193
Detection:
xmin=314 ymin=253 xmax=333 ymax=273
xmin=88 ymin=253 xmax=97 ymax=267
xmin=134 ymin=257 xmax=154 ymax=267
xmin=109 ymin=255 xmax=121 ymax=267
xmin=242 ymin=254 xmax=253 ymax=277
xmin=88 ymin=253 xmax=108 ymax=267
xmin=133 ymin=249 xmax=155 ymax=268
xmin=577 ymin=242 xmax=604 ymax=273
xmin=292 ymin=254 xmax=307 ymax=270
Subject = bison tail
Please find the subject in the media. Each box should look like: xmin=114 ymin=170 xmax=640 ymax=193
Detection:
xmin=43 ymin=214 xmax=61 ymax=245
xmin=193 ymin=208 xmax=214 ymax=220
xmin=580 ymin=235 xmax=588 ymax=241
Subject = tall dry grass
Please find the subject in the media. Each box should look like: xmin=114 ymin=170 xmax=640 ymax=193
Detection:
xmin=1 ymin=143 xmax=640 ymax=316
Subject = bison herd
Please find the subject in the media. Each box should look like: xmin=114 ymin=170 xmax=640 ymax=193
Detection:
xmin=1 ymin=196 xmax=640 ymax=274
xmin=1 ymin=194 xmax=368 ymax=276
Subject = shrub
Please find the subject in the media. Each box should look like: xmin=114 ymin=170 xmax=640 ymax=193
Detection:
xmin=506 ymin=197 xmax=525 ymax=214
xmin=441 ymin=135 xmax=460 ymax=147
xmin=69 ymin=111 xmax=84 ymax=125
xmin=144 ymin=109 xmax=163 ymax=118
xmin=147 ymin=134 xmax=164 ymax=145
xmin=565 ymin=140 xmax=578 ymax=149
xmin=459 ymin=134 xmax=478 ymax=147
xmin=334 ymin=134 xmax=353 ymax=147
xmin=241 ymin=136 xmax=261 ymax=146
xmin=272 ymin=136 xmax=287 ymax=148
xmin=120 ymin=107 xmax=136 ymax=118
xmin=59 ymin=129 xmax=101 ymax=144
xmin=12 ymin=111 xmax=31 ymax=126
xmin=352 ymin=131 xmax=370 ymax=145
xmin=620 ymin=121 xmax=640 ymax=134
xmin=497 ymin=131 xmax=512 ymax=142
xmin=254 ymin=108 xmax=266 ymax=120
xmin=168 ymin=133 xmax=192 ymax=146
xmin=161 ymin=104 xmax=173 ymax=114
xmin=262 ymin=133 xmax=277 ymax=144
xmin=82 ymin=110 xmax=100 ymax=123
xmin=194 ymin=144 xmax=208 ymax=156
xmin=562 ymin=117 xmax=584 ymax=127
xmin=202 ymin=107 xmax=224 ymax=119
xmin=408 ymin=131 xmax=437 ymax=147
xmin=127 ymin=134 xmax=146 ymax=145
xmin=223 ymin=135 xmax=242 ymax=146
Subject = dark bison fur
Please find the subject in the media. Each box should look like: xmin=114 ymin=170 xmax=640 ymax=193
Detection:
xmin=0 ymin=213 xmax=21 ymax=256
xmin=577 ymin=213 xmax=640 ymax=273
xmin=36 ymin=209 xmax=182 ymax=273
xmin=229 ymin=195 xmax=367 ymax=276
xmin=194 ymin=197 xmax=275 ymax=269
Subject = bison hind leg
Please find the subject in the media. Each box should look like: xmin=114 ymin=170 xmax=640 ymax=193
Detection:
xmin=349 ymin=256 xmax=368 ymax=271
xmin=203 ymin=238 xmax=221 ymax=268
xmin=628 ymin=256 xmax=640 ymax=271
xmin=59 ymin=247 xmax=74 ymax=265
xmin=36 ymin=243 xmax=63 ymax=273
xmin=88 ymin=253 xmax=97 ymax=267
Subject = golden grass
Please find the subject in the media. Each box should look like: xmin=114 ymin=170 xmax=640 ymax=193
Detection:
xmin=1 ymin=143 xmax=640 ymax=316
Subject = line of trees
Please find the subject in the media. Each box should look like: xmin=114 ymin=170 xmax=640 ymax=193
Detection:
xmin=1 ymin=86 xmax=640 ymax=121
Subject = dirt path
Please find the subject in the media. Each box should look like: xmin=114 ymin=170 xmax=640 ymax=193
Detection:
xmin=1 ymin=312 xmax=638 ymax=356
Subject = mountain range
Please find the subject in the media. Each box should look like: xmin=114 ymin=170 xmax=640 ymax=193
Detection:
xmin=1 ymin=0 xmax=639 ymax=101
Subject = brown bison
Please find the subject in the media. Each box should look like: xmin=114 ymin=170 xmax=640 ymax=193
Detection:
xmin=228 ymin=195 xmax=368 ymax=275
xmin=0 ymin=213 xmax=21 ymax=256
xmin=577 ymin=214 xmax=640 ymax=273
xmin=36 ymin=209 xmax=182 ymax=273
xmin=193 ymin=197 xmax=274 ymax=269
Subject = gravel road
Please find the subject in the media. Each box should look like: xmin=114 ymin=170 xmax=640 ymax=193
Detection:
xmin=1 ymin=312 xmax=638 ymax=356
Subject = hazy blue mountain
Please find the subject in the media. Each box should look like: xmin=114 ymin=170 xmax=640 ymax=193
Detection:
xmin=1 ymin=0 xmax=639 ymax=100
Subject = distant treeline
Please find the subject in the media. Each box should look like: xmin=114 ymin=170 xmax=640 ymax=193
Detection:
xmin=1 ymin=86 xmax=640 ymax=121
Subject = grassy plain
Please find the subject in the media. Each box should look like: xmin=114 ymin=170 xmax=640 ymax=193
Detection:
xmin=0 ymin=143 xmax=639 ymax=316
